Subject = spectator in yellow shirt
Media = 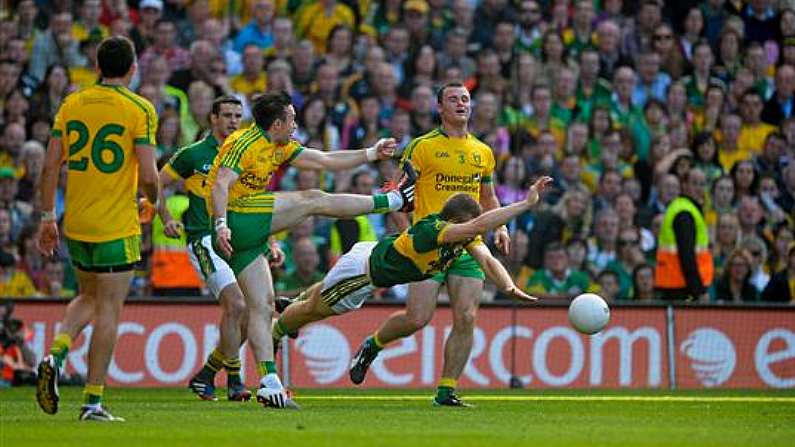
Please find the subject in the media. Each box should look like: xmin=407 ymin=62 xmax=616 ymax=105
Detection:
xmin=738 ymin=89 xmax=776 ymax=155
xmin=0 ymin=250 xmax=38 ymax=298
xmin=295 ymin=0 xmax=355 ymax=54
xmin=231 ymin=44 xmax=267 ymax=99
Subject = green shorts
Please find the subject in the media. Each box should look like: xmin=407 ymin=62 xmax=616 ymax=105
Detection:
xmin=214 ymin=207 xmax=273 ymax=276
xmin=66 ymin=235 xmax=141 ymax=272
xmin=431 ymin=252 xmax=485 ymax=283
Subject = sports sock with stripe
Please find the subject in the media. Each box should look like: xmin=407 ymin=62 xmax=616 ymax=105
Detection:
xmin=83 ymin=384 xmax=103 ymax=409
xmin=224 ymin=357 xmax=243 ymax=387
xmin=50 ymin=333 xmax=72 ymax=369
xmin=198 ymin=348 xmax=225 ymax=381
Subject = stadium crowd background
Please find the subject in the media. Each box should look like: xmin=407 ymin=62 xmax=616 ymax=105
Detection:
xmin=1 ymin=0 xmax=795 ymax=309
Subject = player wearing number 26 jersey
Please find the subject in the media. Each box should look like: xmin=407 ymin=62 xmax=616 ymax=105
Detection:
xmin=52 ymin=82 xmax=157 ymax=243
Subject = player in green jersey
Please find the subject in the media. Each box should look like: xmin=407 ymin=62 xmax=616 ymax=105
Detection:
xmin=270 ymin=176 xmax=552 ymax=356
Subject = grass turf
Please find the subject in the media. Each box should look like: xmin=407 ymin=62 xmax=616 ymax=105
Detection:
xmin=2 ymin=387 xmax=794 ymax=447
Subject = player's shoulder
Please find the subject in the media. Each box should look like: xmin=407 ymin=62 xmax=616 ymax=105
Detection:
xmin=108 ymin=85 xmax=157 ymax=117
xmin=403 ymin=128 xmax=445 ymax=158
xmin=468 ymin=134 xmax=493 ymax=151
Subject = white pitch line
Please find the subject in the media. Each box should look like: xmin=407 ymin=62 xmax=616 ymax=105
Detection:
xmin=295 ymin=395 xmax=795 ymax=403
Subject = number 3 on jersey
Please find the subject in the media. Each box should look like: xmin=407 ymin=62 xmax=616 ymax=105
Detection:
xmin=67 ymin=120 xmax=125 ymax=173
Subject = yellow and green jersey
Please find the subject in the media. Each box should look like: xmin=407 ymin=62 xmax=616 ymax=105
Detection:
xmin=401 ymin=128 xmax=496 ymax=223
xmin=52 ymin=83 xmax=157 ymax=242
xmin=163 ymin=134 xmax=219 ymax=242
xmin=368 ymin=214 xmax=483 ymax=287
xmin=206 ymin=124 xmax=303 ymax=213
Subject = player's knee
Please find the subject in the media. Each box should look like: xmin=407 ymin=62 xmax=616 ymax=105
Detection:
xmin=452 ymin=307 xmax=477 ymax=331
xmin=406 ymin=312 xmax=433 ymax=332
xmin=223 ymin=296 xmax=247 ymax=321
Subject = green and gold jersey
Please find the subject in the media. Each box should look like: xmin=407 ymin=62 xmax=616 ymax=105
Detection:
xmin=368 ymin=214 xmax=483 ymax=287
xmin=162 ymin=134 xmax=219 ymax=242
xmin=206 ymin=124 xmax=303 ymax=213
xmin=401 ymin=128 xmax=496 ymax=223
xmin=52 ymin=83 xmax=157 ymax=242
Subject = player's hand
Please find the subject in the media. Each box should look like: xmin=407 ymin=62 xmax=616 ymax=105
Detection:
xmin=216 ymin=226 xmax=233 ymax=258
xmin=269 ymin=242 xmax=285 ymax=268
xmin=505 ymin=285 xmax=538 ymax=303
xmin=495 ymin=225 xmax=511 ymax=256
xmin=526 ymin=176 xmax=553 ymax=206
xmin=36 ymin=220 xmax=59 ymax=257
xmin=139 ymin=197 xmax=156 ymax=224
xmin=164 ymin=219 xmax=184 ymax=238
xmin=374 ymin=138 xmax=397 ymax=159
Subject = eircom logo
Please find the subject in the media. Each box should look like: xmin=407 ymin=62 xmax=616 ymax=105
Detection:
xmin=294 ymin=324 xmax=351 ymax=384
xmin=681 ymin=328 xmax=737 ymax=387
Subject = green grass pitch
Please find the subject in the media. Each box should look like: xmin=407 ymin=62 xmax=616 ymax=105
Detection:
xmin=2 ymin=387 xmax=794 ymax=446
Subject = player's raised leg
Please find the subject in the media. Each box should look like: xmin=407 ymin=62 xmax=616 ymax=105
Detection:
xmin=36 ymin=291 xmax=96 ymax=415
xmin=350 ymin=279 xmax=441 ymax=384
xmin=269 ymin=163 xmax=416 ymax=234
xmin=434 ymin=275 xmax=482 ymax=407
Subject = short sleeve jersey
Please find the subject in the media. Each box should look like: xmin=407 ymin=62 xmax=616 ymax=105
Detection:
xmin=401 ymin=128 xmax=496 ymax=223
xmin=162 ymin=134 xmax=219 ymax=241
xmin=52 ymin=83 xmax=157 ymax=242
xmin=368 ymin=214 xmax=483 ymax=287
xmin=206 ymin=124 xmax=303 ymax=212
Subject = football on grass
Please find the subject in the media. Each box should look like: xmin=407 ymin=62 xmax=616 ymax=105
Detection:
xmin=568 ymin=293 xmax=610 ymax=335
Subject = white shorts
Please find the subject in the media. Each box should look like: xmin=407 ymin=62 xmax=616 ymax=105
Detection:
xmin=321 ymin=241 xmax=377 ymax=314
xmin=187 ymin=235 xmax=237 ymax=299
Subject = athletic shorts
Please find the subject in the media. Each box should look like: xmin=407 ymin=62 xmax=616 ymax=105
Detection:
xmin=66 ymin=235 xmax=140 ymax=272
xmin=321 ymin=241 xmax=376 ymax=314
xmin=214 ymin=193 xmax=274 ymax=275
xmin=187 ymin=235 xmax=236 ymax=299
xmin=430 ymin=251 xmax=485 ymax=283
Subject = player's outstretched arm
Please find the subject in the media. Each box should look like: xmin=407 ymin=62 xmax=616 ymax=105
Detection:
xmin=211 ymin=167 xmax=239 ymax=257
xmin=36 ymin=137 xmax=65 ymax=256
xmin=468 ymin=244 xmax=537 ymax=302
xmin=290 ymin=138 xmax=397 ymax=171
xmin=441 ymin=176 xmax=553 ymax=244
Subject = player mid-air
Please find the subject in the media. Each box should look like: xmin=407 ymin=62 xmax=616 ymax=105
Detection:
xmin=271 ymin=177 xmax=552 ymax=357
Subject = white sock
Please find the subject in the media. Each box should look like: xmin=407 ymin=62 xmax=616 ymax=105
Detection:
xmin=386 ymin=191 xmax=404 ymax=211
xmin=260 ymin=373 xmax=283 ymax=390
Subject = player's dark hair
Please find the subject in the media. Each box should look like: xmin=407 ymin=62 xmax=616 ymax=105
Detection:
xmin=211 ymin=95 xmax=243 ymax=116
xmin=251 ymin=90 xmax=291 ymax=130
xmin=440 ymin=193 xmax=482 ymax=223
xmin=436 ymin=82 xmax=466 ymax=104
xmin=96 ymin=36 xmax=135 ymax=79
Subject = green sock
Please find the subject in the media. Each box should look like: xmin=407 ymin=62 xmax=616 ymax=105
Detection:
xmin=372 ymin=194 xmax=389 ymax=212
xmin=368 ymin=334 xmax=384 ymax=352
xmin=200 ymin=348 xmax=225 ymax=379
xmin=256 ymin=360 xmax=278 ymax=377
xmin=50 ymin=333 xmax=72 ymax=369
xmin=84 ymin=384 xmax=103 ymax=406
xmin=224 ymin=357 xmax=242 ymax=386
xmin=436 ymin=386 xmax=454 ymax=400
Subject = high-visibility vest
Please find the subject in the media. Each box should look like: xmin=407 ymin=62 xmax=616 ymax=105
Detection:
xmin=150 ymin=195 xmax=203 ymax=289
xmin=655 ymin=196 xmax=714 ymax=289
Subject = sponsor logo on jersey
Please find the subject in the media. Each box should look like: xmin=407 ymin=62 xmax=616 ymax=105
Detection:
xmin=433 ymin=172 xmax=481 ymax=192
xmin=239 ymin=171 xmax=272 ymax=190
xmin=435 ymin=151 xmax=450 ymax=158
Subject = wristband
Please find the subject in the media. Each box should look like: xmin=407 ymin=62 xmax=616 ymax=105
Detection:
xmin=41 ymin=209 xmax=57 ymax=222
xmin=366 ymin=146 xmax=378 ymax=162
xmin=214 ymin=217 xmax=228 ymax=231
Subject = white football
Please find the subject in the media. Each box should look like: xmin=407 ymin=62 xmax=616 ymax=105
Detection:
xmin=568 ymin=293 xmax=610 ymax=335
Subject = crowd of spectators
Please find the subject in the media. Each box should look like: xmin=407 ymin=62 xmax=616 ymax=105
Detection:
xmin=2 ymin=0 xmax=795 ymax=304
